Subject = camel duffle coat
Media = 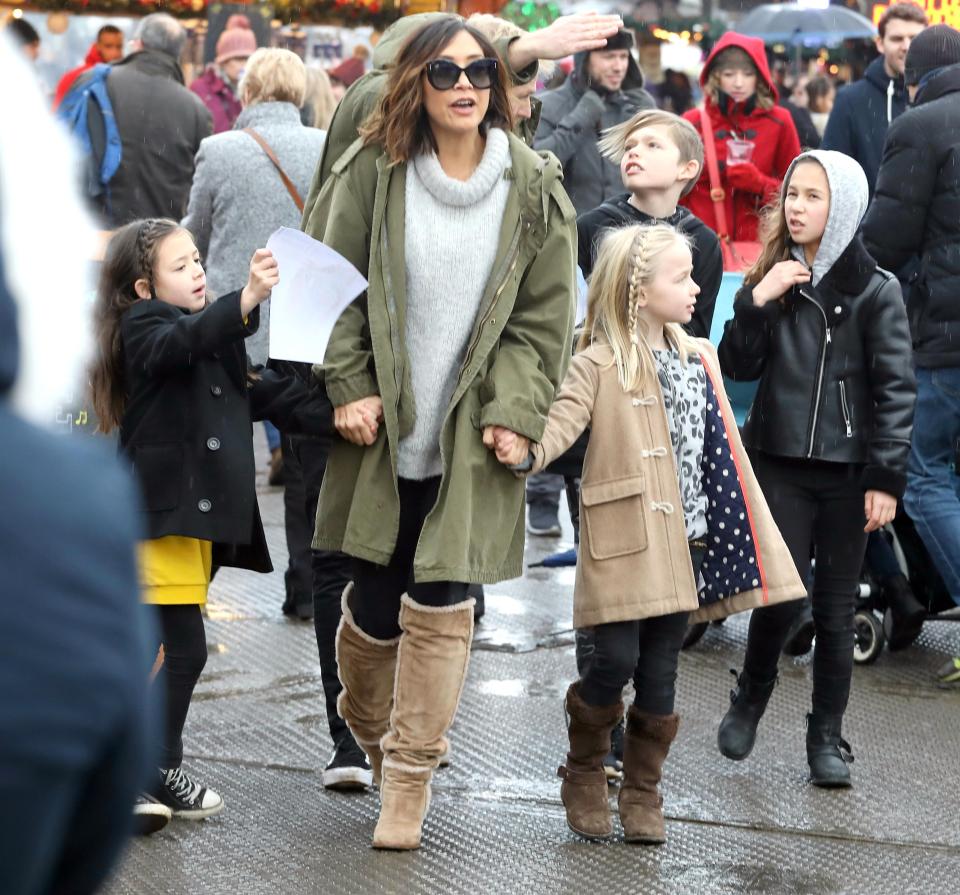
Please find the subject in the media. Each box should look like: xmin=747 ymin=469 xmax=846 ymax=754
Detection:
xmin=532 ymin=339 xmax=806 ymax=629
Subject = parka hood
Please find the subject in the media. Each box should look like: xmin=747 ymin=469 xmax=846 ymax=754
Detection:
xmin=85 ymin=43 xmax=106 ymax=67
xmin=700 ymin=32 xmax=777 ymax=100
xmin=372 ymin=13 xmax=446 ymax=68
xmin=785 ymin=149 xmax=868 ymax=286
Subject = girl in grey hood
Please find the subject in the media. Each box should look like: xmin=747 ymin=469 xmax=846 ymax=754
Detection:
xmin=715 ymin=149 xmax=916 ymax=789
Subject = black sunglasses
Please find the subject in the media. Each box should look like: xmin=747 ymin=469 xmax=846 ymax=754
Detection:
xmin=425 ymin=58 xmax=498 ymax=91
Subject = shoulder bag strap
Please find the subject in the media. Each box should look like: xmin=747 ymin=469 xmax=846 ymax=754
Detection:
xmin=697 ymin=107 xmax=729 ymax=242
xmin=243 ymin=127 xmax=304 ymax=213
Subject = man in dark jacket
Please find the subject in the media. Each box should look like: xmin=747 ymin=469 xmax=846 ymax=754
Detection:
xmin=87 ymin=13 xmax=212 ymax=226
xmin=0 ymin=252 xmax=157 ymax=894
xmin=534 ymin=29 xmax=655 ymax=215
xmin=822 ymin=2 xmax=927 ymax=195
xmin=863 ymin=25 xmax=960 ymax=681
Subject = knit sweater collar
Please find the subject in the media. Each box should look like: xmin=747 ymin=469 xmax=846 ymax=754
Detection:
xmin=412 ymin=128 xmax=509 ymax=207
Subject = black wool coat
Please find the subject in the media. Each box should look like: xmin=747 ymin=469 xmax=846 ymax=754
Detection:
xmin=718 ymin=237 xmax=916 ymax=498
xmin=120 ymin=291 xmax=332 ymax=572
xmin=863 ymin=63 xmax=960 ymax=369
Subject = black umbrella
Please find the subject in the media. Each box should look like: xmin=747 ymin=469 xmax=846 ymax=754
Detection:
xmin=737 ymin=2 xmax=877 ymax=47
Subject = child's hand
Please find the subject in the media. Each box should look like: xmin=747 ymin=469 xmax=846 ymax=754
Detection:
xmin=242 ymin=249 xmax=280 ymax=308
xmin=752 ymin=261 xmax=810 ymax=307
xmin=864 ymin=490 xmax=898 ymax=533
xmin=483 ymin=426 xmax=530 ymax=466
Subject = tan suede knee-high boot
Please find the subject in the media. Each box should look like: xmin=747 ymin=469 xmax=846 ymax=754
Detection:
xmin=334 ymin=584 xmax=401 ymax=786
xmin=373 ymin=594 xmax=475 ymax=851
xmin=558 ymin=683 xmax=623 ymax=840
xmin=618 ymin=706 xmax=679 ymax=844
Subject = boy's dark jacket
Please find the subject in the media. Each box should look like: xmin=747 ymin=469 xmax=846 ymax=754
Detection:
xmin=119 ymin=290 xmax=332 ymax=572
xmin=576 ymin=195 xmax=722 ymax=340
xmin=718 ymin=237 xmax=915 ymax=497
xmin=862 ymin=62 xmax=960 ymax=368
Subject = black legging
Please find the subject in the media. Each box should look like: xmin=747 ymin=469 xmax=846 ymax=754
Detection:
xmin=154 ymin=604 xmax=207 ymax=768
xmin=350 ymin=477 xmax=469 ymax=641
xmin=578 ymin=543 xmax=706 ymax=715
xmin=743 ymin=452 xmax=868 ymax=718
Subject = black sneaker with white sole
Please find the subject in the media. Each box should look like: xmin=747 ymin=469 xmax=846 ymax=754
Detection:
xmin=322 ymin=738 xmax=373 ymax=791
xmin=156 ymin=767 xmax=224 ymax=819
xmin=133 ymin=793 xmax=172 ymax=836
xmin=603 ymin=716 xmax=625 ymax=782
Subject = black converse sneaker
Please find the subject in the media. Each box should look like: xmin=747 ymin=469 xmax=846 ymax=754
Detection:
xmin=322 ymin=737 xmax=373 ymax=791
xmin=156 ymin=767 xmax=224 ymax=819
xmin=133 ymin=793 xmax=172 ymax=836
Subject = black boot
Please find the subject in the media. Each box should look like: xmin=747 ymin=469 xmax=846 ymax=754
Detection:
xmin=467 ymin=583 xmax=485 ymax=622
xmin=717 ymin=669 xmax=777 ymax=761
xmin=883 ymin=574 xmax=926 ymax=651
xmin=806 ymin=713 xmax=853 ymax=788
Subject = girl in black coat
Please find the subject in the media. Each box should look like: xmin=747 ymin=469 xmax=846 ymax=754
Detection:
xmin=91 ymin=218 xmax=332 ymax=822
xmin=716 ymin=150 xmax=915 ymax=787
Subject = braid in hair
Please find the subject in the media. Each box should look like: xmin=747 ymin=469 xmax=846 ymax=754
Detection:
xmin=135 ymin=218 xmax=169 ymax=298
xmin=626 ymin=227 xmax=648 ymax=349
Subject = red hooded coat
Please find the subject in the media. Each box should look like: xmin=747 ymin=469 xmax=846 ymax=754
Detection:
xmin=53 ymin=44 xmax=106 ymax=109
xmin=681 ymin=33 xmax=800 ymax=243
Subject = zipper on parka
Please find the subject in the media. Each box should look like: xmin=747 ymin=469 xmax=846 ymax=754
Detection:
xmin=839 ymin=379 xmax=853 ymax=438
xmin=798 ymin=287 xmax=832 ymax=457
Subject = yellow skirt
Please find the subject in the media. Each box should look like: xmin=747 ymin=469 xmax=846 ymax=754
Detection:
xmin=138 ymin=536 xmax=213 ymax=605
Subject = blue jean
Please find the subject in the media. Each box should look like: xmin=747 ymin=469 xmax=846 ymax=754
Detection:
xmin=903 ymin=366 xmax=960 ymax=605
xmin=264 ymin=420 xmax=281 ymax=452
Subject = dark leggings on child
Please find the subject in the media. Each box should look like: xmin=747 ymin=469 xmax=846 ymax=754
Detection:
xmin=350 ymin=477 xmax=470 ymax=641
xmin=155 ymin=604 xmax=208 ymax=768
xmin=578 ymin=543 xmax=706 ymax=715
xmin=743 ymin=452 xmax=868 ymax=718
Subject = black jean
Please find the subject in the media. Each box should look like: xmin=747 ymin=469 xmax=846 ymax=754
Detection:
xmin=743 ymin=452 xmax=868 ymax=718
xmin=155 ymin=604 xmax=207 ymax=768
xmin=578 ymin=543 xmax=706 ymax=715
xmin=281 ymin=434 xmax=313 ymax=612
xmin=289 ymin=435 xmax=353 ymax=747
xmin=351 ymin=477 xmax=469 ymax=641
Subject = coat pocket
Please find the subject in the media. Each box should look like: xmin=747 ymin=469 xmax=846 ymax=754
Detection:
xmin=581 ymin=474 xmax=648 ymax=561
xmin=132 ymin=443 xmax=183 ymax=513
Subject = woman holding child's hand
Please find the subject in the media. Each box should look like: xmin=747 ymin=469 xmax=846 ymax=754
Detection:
xmin=304 ymin=16 xmax=574 ymax=852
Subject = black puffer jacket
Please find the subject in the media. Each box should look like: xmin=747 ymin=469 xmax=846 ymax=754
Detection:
xmin=718 ymin=237 xmax=916 ymax=497
xmin=863 ymin=63 xmax=960 ymax=368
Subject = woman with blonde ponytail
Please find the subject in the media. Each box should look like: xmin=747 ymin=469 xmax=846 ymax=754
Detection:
xmin=493 ymin=223 xmax=805 ymax=846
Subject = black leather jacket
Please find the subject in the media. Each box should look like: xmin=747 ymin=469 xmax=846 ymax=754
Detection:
xmin=718 ymin=237 xmax=916 ymax=497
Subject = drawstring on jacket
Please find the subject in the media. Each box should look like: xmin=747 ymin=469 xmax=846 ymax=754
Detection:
xmin=887 ymin=79 xmax=894 ymax=124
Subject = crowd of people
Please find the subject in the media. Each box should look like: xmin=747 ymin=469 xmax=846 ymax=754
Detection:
xmin=2 ymin=2 xmax=960 ymax=891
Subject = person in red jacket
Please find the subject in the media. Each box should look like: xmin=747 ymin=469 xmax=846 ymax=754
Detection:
xmin=53 ymin=24 xmax=124 ymax=109
xmin=681 ymin=32 xmax=800 ymax=243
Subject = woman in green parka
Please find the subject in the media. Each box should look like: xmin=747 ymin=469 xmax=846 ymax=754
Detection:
xmin=304 ymin=16 xmax=576 ymax=851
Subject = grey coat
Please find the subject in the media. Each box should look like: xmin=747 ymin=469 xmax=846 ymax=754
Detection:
xmin=534 ymin=51 xmax=654 ymax=215
xmin=182 ymin=102 xmax=326 ymax=365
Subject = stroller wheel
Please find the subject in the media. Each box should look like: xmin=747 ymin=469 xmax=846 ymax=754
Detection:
xmin=853 ymin=610 xmax=885 ymax=665
xmin=682 ymin=621 xmax=709 ymax=650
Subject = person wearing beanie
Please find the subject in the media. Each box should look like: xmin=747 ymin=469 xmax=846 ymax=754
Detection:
xmin=680 ymin=32 xmax=800 ymax=245
xmin=534 ymin=28 xmax=654 ymax=216
xmin=190 ymin=19 xmax=258 ymax=133
xmin=328 ymin=56 xmax=365 ymax=102
xmin=863 ymin=24 xmax=960 ymax=685
xmin=822 ymin=3 xmax=927 ymax=197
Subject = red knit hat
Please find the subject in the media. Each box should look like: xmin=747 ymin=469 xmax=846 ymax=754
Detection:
xmin=216 ymin=23 xmax=257 ymax=65
xmin=328 ymin=56 xmax=365 ymax=87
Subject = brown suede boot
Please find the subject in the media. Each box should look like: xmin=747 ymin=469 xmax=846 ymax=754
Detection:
xmin=558 ymin=683 xmax=622 ymax=841
xmin=334 ymin=584 xmax=400 ymax=786
xmin=618 ymin=706 xmax=680 ymax=845
xmin=373 ymin=594 xmax=475 ymax=851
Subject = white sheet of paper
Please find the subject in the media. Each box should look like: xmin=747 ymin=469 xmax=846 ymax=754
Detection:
xmin=266 ymin=226 xmax=368 ymax=364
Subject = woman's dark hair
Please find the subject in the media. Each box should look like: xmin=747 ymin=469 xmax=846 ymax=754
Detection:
xmin=805 ymin=76 xmax=834 ymax=113
xmin=90 ymin=218 xmax=181 ymax=433
xmin=360 ymin=15 xmax=514 ymax=164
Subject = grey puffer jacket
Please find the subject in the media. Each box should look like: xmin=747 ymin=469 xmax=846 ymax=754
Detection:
xmin=534 ymin=50 xmax=654 ymax=214
xmin=182 ymin=101 xmax=326 ymax=366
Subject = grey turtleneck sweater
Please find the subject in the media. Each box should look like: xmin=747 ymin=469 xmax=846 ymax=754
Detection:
xmin=399 ymin=128 xmax=511 ymax=480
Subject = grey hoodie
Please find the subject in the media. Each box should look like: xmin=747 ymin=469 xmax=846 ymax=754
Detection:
xmin=786 ymin=149 xmax=869 ymax=286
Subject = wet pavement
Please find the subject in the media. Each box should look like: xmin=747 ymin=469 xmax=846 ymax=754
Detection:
xmin=104 ymin=454 xmax=960 ymax=895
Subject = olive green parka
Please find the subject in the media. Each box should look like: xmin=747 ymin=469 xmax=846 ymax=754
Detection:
xmin=304 ymin=131 xmax=576 ymax=583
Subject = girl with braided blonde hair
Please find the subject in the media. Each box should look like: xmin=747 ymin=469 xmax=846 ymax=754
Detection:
xmin=493 ymin=221 xmax=806 ymax=846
